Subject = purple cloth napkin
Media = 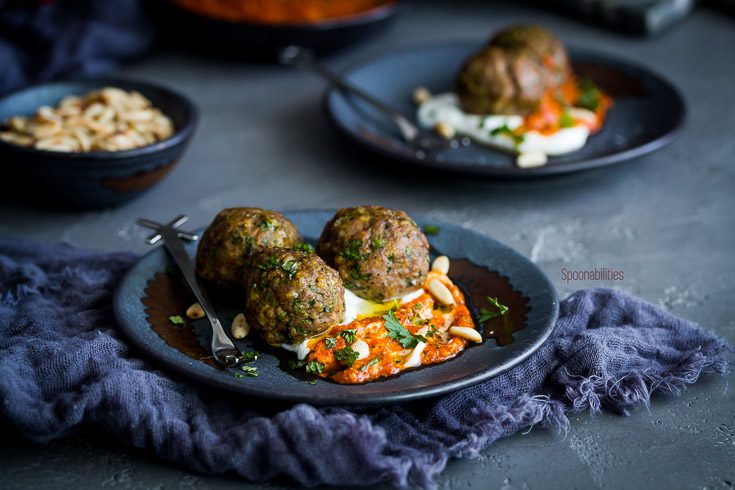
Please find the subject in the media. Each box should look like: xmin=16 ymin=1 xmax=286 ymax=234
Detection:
xmin=0 ymin=0 xmax=155 ymax=95
xmin=0 ymin=239 xmax=730 ymax=488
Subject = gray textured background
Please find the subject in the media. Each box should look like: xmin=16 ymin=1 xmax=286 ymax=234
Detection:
xmin=2 ymin=1 xmax=734 ymax=489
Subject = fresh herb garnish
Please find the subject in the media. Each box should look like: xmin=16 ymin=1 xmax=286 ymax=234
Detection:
xmin=305 ymin=360 xmax=325 ymax=374
xmin=238 ymin=351 xmax=260 ymax=363
xmin=577 ymin=78 xmax=601 ymax=111
xmin=383 ymin=311 xmax=426 ymax=348
xmin=423 ymin=225 xmax=440 ymax=235
xmin=288 ymin=359 xmax=307 ymax=370
xmin=559 ymin=112 xmax=575 ymax=128
xmin=340 ymin=239 xmax=368 ymax=261
xmin=241 ymin=365 xmax=259 ymax=377
xmin=371 ymin=238 xmax=386 ymax=249
xmin=325 ymin=337 xmax=337 ymax=349
xmin=360 ymin=357 xmax=380 ymax=372
xmin=294 ymin=242 xmax=315 ymax=253
xmin=340 ymin=329 xmax=358 ymax=344
xmin=257 ymin=220 xmax=276 ymax=231
xmin=334 ymin=346 xmax=359 ymax=367
xmin=168 ymin=315 xmax=185 ymax=325
xmin=234 ymin=373 xmax=244 ymax=378
xmin=478 ymin=296 xmax=510 ymax=323
xmin=281 ymin=259 xmax=298 ymax=279
xmin=258 ymin=257 xmax=281 ymax=271
xmin=308 ymin=379 xmax=317 ymax=385
xmin=490 ymin=124 xmax=524 ymax=146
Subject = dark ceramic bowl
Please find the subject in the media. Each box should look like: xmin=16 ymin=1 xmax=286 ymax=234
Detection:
xmin=0 ymin=78 xmax=198 ymax=209
xmin=153 ymin=0 xmax=403 ymax=58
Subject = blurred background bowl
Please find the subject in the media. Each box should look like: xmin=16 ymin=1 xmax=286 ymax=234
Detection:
xmin=153 ymin=0 xmax=403 ymax=58
xmin=0 ymin=78 xmax=198 ymax=210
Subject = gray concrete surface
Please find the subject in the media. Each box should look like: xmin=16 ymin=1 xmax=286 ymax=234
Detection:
xmin=1 ymin=1 xmax=734 ymax=489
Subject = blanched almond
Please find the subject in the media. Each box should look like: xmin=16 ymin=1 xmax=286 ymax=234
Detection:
xmin=402 ymin=341 xmax=426 ymax=368
xmin=435 ymin=121 xmax=455 ymax=140
xmin=431 ymin=255 xmax=450 ymax=274
xmin=516 ymin=151 xmax=548 ymax=169
xmin=449 ymin=326 xmax=482 ymax=343
xmin=231 ymin=313 xmax=250 ymax=339
xmin=428 ymin=279 xmax=454 ymax=306
xmin=351 ymin=339 xmax=370 ymax=360
xmin=412 ymin=86 xmax=431 ymax=105
xmin=186 ymin=302 xmax=205 ymax=319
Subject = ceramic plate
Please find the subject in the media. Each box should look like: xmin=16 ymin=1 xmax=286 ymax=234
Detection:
xmin=114 ymin=210 xmax=558 ymax=405
xmin=324 ymin=41 xmax=686 ymax=177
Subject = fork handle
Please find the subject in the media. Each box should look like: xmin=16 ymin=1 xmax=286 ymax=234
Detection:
xmin=280 ymin=46 xmax=420 ymax=142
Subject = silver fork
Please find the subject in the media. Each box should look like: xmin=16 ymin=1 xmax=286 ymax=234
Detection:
xmin=279 ymin=45 xmax=470 ymax=156
xmin=137 ymin=215 xmax=241 ymax=368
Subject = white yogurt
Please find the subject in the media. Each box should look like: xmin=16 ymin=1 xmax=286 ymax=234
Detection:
xmin=417 ymin=92 xmax=591 ymax=158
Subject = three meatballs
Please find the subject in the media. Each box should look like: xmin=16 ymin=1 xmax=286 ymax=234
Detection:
xmin=316 ymin=206 xmax=429 ymax=302
xmin=196 ymin=205 xmax=431 ymax=345
xmin=195 ymin=207 xmax=301 ymax=287
xmin=455 ymin=25 xmax=572 ymax=115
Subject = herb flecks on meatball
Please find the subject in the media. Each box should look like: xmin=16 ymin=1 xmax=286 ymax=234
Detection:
xmin=245 ymin=248 xmax=346 ymax=346
xmin=316 ymin=206 xmax=429 ymax=302
xmin=455 ymin=25 xmax=572 ymax=115
xmin=195 ymin=207 xmax=301 ymax=288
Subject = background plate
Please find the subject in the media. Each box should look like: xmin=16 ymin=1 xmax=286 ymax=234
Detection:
xmin=114 ymin=210 xmax=558 ymax=405
xmin=324 ymin=41 xmax=686 ymax=177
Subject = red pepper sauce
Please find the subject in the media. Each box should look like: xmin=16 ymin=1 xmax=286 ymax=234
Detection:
xmin=305 ymin=270 xmax=475 ymax=384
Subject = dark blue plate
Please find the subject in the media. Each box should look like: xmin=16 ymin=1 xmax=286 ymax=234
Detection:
xmin=113 ymin=210 xmax=558 ymax=405
xmin=324 ymin=41 xmax=686 ymax=177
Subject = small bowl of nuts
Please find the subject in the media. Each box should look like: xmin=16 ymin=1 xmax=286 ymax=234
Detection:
xmin=0 ymin=78 xmax=198 ymax=209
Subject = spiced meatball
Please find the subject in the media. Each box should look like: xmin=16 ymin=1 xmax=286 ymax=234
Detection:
xmin=456 ymin=25 xmax=572 ymax=115
xmin=245 ymin=248 xmax=345 ymax=346
xmin=195 ymin=207 xmax=301 ymax=287
xmin=316 ymin=206 xmax=429 ymax=302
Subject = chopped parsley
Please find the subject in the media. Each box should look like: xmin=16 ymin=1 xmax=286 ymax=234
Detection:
xmin=308 ymin=379 xmax=317 ymax=385
xmin=234 ymin=373 xmax=244 ymax=379
xmin=238 ymin=351 xmax=260 ymax=363
xmin=423 ymin=225 xmax=440 ymax=235
xmin=305 ymin=360 xmax=325 ymax=374
xmin=240 ymin=365 xmax=259 ymax=377
xmin=340 ymin=329 xmax=358 ymax=344
xmin=334 ymin=346 xmax=359 ymax=367
xmin=383 ymin=311 xmax=426 ymax=349
xmin=288 ymin=359 xmax=307 ymax=370
xmin=490 ymin=124 xmax=525 ymax=146
xmin=325 ymin=337 xmax=337 ymax=349
xmin=257 ymin=220 xmax=276 ymax=231
xmin=371 ymin=238 xmax=386 ymax=249
xmin=559 ymin=112 xmax=575 ymax=128
xmin=340 ymin=239 xmax=368 ymax=261
xmin=577 ymin=78 xmax=602 ymax=111
xmin=478 ymin=296 xmax=510 ymax=323
xmin=294 ymin=242 xmax=315 ymax=253
xmin=360 ymin=357 xmax=380 ymax=372
xmin=168 ymin=315 xmax=185 ymax=325
xmin=257 ymin=257 xmax=298 ymax=279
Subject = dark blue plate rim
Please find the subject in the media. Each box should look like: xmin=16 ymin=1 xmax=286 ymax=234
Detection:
xmin=323 ymin=39 xmax=687 ymax=178
xmin=113 ymin=210 xmax=559 ymax=405
xmin=0 ymin=77 xmax=199 ymax=162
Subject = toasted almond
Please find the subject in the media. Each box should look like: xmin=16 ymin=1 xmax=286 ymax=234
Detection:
xmin=186 ymin=302 xmax=205 ymax=319
xmin=402 ymin=341 xmax=426 ymax=368
xmin=412 ymin=86 xmax=431 ymax=105
xmin=351 ymin=339 xmax=370 ymax=360
xmin=435 ymin=121 xmax=455 ymax=140
xmin=516 ymin=151 xmax=548 ymax=169
xmin=428 ymin=278 xmax=454 ymax=306
xmin=449 ymin=326 xmax=482 ymax=343
xmin=231 ymin=313 xmax=250 ymax=339
xmin=431 ymin=255 xmax=450 ymax=275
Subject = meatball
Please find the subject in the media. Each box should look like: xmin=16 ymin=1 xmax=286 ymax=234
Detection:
xmin=195 ymin=207 xmax=301 ymax=288
xmin=316 ymin=206 xmax=429 ymax=302
xmin=245 ymin=248 xmax=345 ymax=346
xmin=455 ymin=25 xmax=572 ymax=115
